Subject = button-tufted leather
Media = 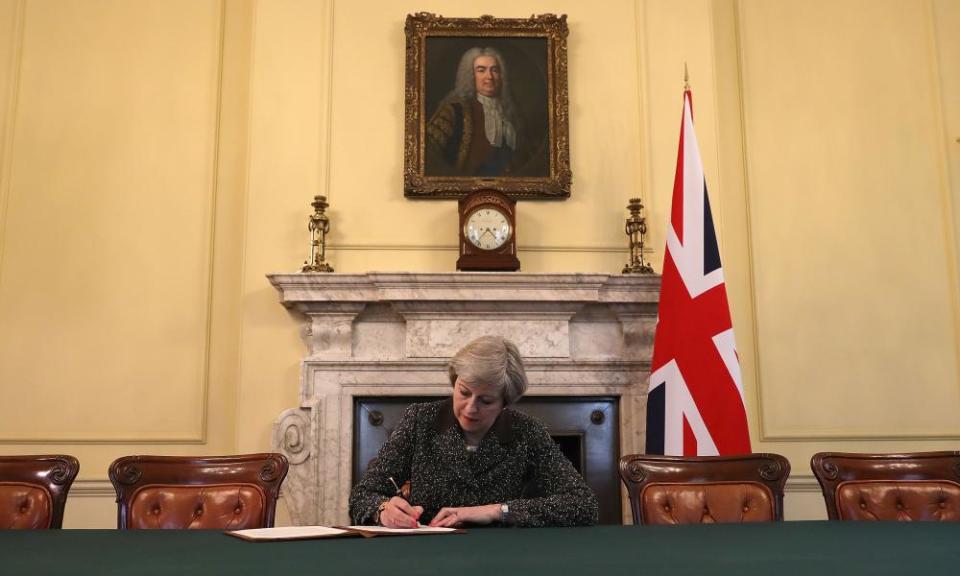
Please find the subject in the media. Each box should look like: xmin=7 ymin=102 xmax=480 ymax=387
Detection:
xmin=619 ymin=454 xmax=790 ymax=525
xmin=109 ymin=453 xmax=288 ymax=530
xmin=811 ymin=451 xmax=960 ymax=521
xmin=835 ymin=480 xmax=960 ymax=521
xmin=0 ymin=483 xmax=52 ymax=529
xmin=0 ymin=456 xmax=78 ymax=530
xmin=127 ymin=484 xmax=266 ymax=530
xmin=641 ymin=482 xmax=775 ymax=524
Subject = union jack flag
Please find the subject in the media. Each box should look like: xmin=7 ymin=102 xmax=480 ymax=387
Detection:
xmin=645 ymin=88 xmax=752 ymax=456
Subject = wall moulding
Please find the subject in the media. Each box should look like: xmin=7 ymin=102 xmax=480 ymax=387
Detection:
xmin=732 ymin=1 xmax=960 ymax=443
xmin=0 ymin=0 xmax=230 ymax=444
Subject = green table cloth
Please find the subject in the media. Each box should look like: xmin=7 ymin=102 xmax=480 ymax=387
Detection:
xmin=2 ymin=521 xmax=957 ymax=576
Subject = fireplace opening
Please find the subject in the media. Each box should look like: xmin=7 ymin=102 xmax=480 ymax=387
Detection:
xmin=353 ymin=396 xmax=621 ymax=524
xmin=551 ymin=434 xmax=584 ymax=474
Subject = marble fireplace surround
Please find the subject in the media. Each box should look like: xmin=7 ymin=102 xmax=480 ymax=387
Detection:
xmin=267 ymin=272 xmax=660 ymax=525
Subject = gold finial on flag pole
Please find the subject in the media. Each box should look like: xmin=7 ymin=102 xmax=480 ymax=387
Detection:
xmin=684 ymin=62 xmax=690 ymax=90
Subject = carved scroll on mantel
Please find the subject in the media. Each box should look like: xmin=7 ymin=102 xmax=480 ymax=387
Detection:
xmin=267 ymin=272 xmax=660 ymax=525
xmin=272 ymin=404 xmax=317 ymax=525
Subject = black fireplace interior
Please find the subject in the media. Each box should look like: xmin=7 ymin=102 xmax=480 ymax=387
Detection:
xmin=353 ymin=395 xmax=621 ymax=524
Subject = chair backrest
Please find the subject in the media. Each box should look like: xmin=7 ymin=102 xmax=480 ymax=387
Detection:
xmin=0 ymin=455 xmax=79 ymax=529
xmin=618 ymin=453 xmax=790 ymax=525
xmin=810 ymin=451 xmax=960 ymax=521
xmin=108 ymin=453 xmax=288 ymax=529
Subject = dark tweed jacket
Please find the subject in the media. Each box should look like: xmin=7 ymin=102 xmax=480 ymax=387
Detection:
xmin=349 ymin=399 xmax=598 ymax=527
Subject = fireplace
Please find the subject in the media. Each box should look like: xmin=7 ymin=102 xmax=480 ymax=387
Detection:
xmin=268 ymin=272 xmax=659 ymax=525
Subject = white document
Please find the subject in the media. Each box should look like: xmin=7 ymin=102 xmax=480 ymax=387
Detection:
xmin=341 ymin=525 xmax=460 ymax=535
xmin=227 ymin=525 xmax=352 ymax=542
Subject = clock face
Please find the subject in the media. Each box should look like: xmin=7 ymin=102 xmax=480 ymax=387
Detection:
xmin=463 ymin=207 xmax=512 ymax=250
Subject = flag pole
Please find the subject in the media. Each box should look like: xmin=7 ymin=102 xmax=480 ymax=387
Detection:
xmin=644 ymin=70 xmax=752 ymax=455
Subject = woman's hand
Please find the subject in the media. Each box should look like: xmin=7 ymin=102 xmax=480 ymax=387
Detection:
xmin=428 ymin=503 xmax=501 ymax=527
xmin=378 ymin=496 xmax=424 ymax=528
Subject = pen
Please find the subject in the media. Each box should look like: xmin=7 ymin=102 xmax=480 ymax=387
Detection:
xmin=388 ymin=476 xmax=403 ymax=497
xmin=388 ymin=476 xmax=420 ymax=527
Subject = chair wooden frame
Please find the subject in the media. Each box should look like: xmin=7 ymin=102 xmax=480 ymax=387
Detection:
xmin=618 ymin=453 xmax=791 ymax=525
xmin=108 ymin=453 xmax=288 ymax=529
xmin=0 ymin=455 xmax=79 ymax=529
xmin=810 ymin=451 xmax=960 ymax=520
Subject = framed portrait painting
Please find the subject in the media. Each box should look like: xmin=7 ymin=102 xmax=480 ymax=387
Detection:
xmin=404 ymin=13 xmax=570 ymax=199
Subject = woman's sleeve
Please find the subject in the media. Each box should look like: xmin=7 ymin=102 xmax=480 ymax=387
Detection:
xmin=347 ymin=404 xmax=419 ymax=525
xmin=505 ymin=421 xmax=599 ymax=527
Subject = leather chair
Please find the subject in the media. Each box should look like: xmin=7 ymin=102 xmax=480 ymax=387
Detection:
xmin=0 ymin=455 xmax=79 ymax=529
xmin=108 ymin=453 xmax=288 ymax=529
xmin=618 ymin=453 xmax=790 ymax=525
xmin=811 ymin=451 xmax=960 ymax=521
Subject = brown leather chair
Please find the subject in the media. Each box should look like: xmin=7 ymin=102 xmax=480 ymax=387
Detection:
xmin=0 ymin=455 xmax=79 ymax=529
xmin=811 ymin=451 xmax=960 ymax=521
xmin=108 ymin=453 xmax=288 ymax=529
xmin=619 ymin=453 xmax=790 ymax=525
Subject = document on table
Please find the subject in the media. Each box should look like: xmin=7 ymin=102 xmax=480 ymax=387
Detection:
xmin=227 ymin=524 xmax=463 ymax=542
xmin=337 ymin=525 xmax=464 ymax=537
xmin=226 ymin=526 xmax=353 ymax=542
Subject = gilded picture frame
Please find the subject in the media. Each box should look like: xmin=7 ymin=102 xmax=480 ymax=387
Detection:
xmin=404 ymin=13 xmax=570 ymax=199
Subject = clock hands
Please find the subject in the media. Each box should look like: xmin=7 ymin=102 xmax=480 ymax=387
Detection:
xmin=466 ymin=221 xmax=508 ymax=249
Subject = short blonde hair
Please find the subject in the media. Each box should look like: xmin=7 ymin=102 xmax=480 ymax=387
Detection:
xmin=447 ymin=335 xmax=528 ymax=405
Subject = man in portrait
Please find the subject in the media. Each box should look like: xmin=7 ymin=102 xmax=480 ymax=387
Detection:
xmin=425 ymin=47 xmax=528 ymax=177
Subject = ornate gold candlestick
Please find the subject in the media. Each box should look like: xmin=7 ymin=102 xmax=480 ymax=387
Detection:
xmin=301 ymin=195 xmax=334 ymax=273
xmin=622 ymin=197 xmax=654 ymax=274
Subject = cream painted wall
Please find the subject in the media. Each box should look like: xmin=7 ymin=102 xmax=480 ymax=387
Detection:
xmin=0 ymin=0 xmax=957 ymax=527
xmin=714 ymin=0 xmax=960 ymax=519
xmin=0 ymin=0 xmax=248 ymax=527
xmin=740 ymin=0 xmax=959 ymax=439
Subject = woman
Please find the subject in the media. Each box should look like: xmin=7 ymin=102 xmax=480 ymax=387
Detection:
xmin=349 ymin=335 xmax=598 ymax=528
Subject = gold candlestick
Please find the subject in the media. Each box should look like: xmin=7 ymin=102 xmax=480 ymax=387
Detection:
xmin=301 ymin=195 xmax=334 ymax=273
xmin=622 ymin=197 xmax=654 ymax=274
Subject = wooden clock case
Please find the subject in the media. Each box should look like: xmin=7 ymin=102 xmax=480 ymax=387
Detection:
xmin=456 ymin=190 xmax=520 ymax=271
